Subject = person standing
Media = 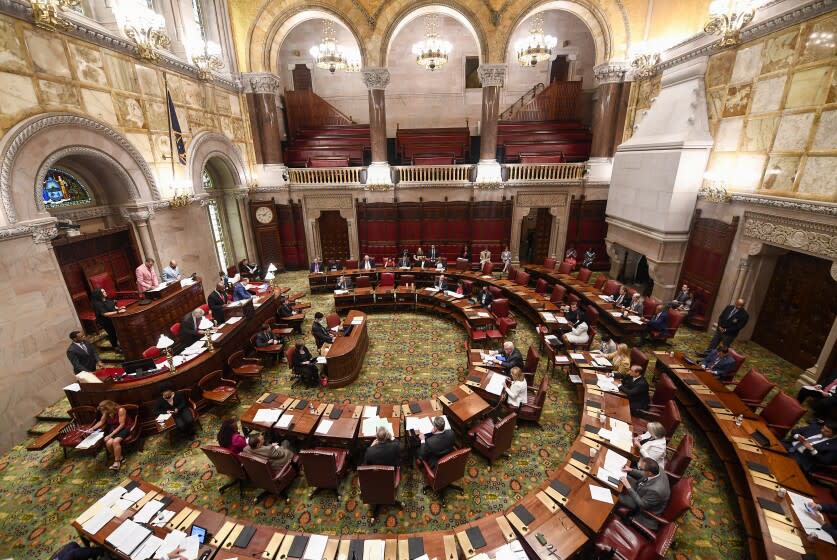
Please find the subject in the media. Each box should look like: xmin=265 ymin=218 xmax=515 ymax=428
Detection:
xmin=501 ymin=246 xmax=512 ymax=274
xmin=135 ymin=258 xmax=159 ymax=295
xmin=161 ymin=259 xmax=181 ymax=283
xmin=91 ymin=288 xmax=124 ymax=352
xmin=66 ymin=331 xmax=104 ymax=374
xmin=207 ymin=281 xmax=228 ymax=323
xmin=699 ymin=299 xmax=749 ymax=356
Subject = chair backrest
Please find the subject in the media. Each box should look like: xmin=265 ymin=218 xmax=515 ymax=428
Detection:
xmin=603 ymin=279 xmax=621 ymax=296
xmin=592 ymin=274 xmax=606 ymax=290
xmin=534 ymin=373 xmax=549 ymax=408
xmin=557 ymin=261 xmax=572 ymax=274
xmin=524 ymin=345 xmax=540 ymax=373
xmin=734 ymin=368 xmax=775 ymax=404
xmin=432 ymin=448 xmax=471 ymax=489
xmin=357 ymin=465 xmax=399 ymax=505
xmin=507 ymin=267 xmax=518 ymax=281
xmin=345 ymin=259 xmax=358 ymax=269
xmin=201 ymin=445 xmax=246 ymax=479
xmin=116 ymin=403 xmax=140 ymax=443
xmin=667 ymin=310 xmax=685 ymax=332
xmin=550 ymin=284 xmax=566 ymax=304
xmin=142 ymin=346 xmax=161 ymax=359
xmin=461 ymin=280 xmax=474 ymax=296
xmin=482 ymin=262 xmax=494 ymax=276
xmin=535 ymin=278 xmax=548 ymax=295
xmin=492 ymin=298 xmax=510 ymax=318
xmin=515 ymin=271 xmax=530 ymax=286
xmin=285 ymin=347 xmax=295 ymax=370
xmin=379 ymin=272 xmax=394 ymax=288
xmin=199 ymin=303 xmax=210 ymax=316
xmin=87 ymin=271 xmax=117 ymax=296
xmin=543 ymin=257 xmax=557 ymax=270
xmin=492 ymin=413 xmax=517 ymax=453
xmin=488 ymin=286 xmax=503 ymax=299
xmin=667 ymin=434 xmax=694 ymax=478
xmin=170 ymin=322 xmax=181 ymax=338
xmin=299 ymin=449 xmax=341 ymax=489
xmin=643 ymin=297 xmax=661 ymax=319
xmin=567 ymin=293 xmax=580 ymax=305
xmin=728 ymin=349 xmax=746 ymax=377
xmin=68 ymin=406 xmax=98 ymax=425
xmin=239 ymin=453 xmax=294 ymax=493
xmin=355 ymin=276 xmax=371 ymax=288
xmin=326 ymin=312 xmax=341 ymax=329
xmin=760 ymin=391 xmax=805 ymax=437
xmin=585 ymin=307 xmax=599 ymax=327
xmin=228 ymin=350 xmax=246 ymax=367
xmin=630 ymin=348 xmax=649 ymax=375
xmin=400 ymin=274 xmax=415 ymax=286
xmin=660 ymin=477 xmax=694 ymax=522
xmin=651 ymin=521 xmax=678 ymax=557
xmin=577 ymin=268 xmax=592 ymax=283
xmin=226 ymin=265 xmax=237 ymax=277
xmin=659 ymin=400 xmax=681 ymax=438
xmin=651 ymin=374 xmax=677 ymax=408
xmin=199 ymin=369 xmax=224 ymax=391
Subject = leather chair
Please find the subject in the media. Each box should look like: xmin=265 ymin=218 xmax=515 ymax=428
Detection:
xmin=543 ymin=257 xmax=557 ymax=270
xmin=239 ymin=453 xmax=298 ymax=504
xmin=721 ymin=348 xmax=747 ymax=382
xmin=198 ymin=370 xmax=240 ymax=407
xmin=201 ymin=445 xmax=247 ymax=497
xmin=647 ymin=310 xmax=684 ymax=343
xmin=250 ymin=333 xmax=284 ymax=366
xmin=418 ymin=448 xmax=471 ymax=505
xmin=481 ymin=262 xmax=494 ymax=276
xmin=169 ymin=322 xmax=181 ymax=339
xmin=519 ymin=374 xmax=549 ymax=426
xmin=379 ymin=272 xmax=395 ymax=288
xmin=103 ymin=403 xmax=142 ymax=463
xmin=492 ymin=298 xmax=517 ymax=333
xmin=577 ymin=268 xmax=593 ymax=283
xmin=728 ymin=368 xmax=775 ymax=409
xmin=592 ymin=274 xmax=607 ymax=290
xmin=400 ymin=274 xmax=415 ymax=286
xmin=515 ymin=271 xmax=530 ymax=286
xmin=285 ymin=346 xmax=301 ymax=386
xmin=540 ymin=332 xmax=560 ymax=375
xmin=467 ymin=323 xmax=489 ymax=346
xmin=86 ymin=270 xmax=137 ymax=306
xmin=633 ymin=399 xmax=680 ymax=440
xmin=759 ymin=391 xmax=805 ymax=438
xmin=550 ymin=284 xmax=566 ymax=304
xmin=567 ymin=293 xmax=581 ymax=306
xmin=357 ymin=465 xmax=402 ymax=520
xmin=522 ymin=346 xmax=540 ymax=385
xmin=467 ymin=413 xmax=516 ymax=465
xmin=299 ymin=448 xmax=350 ymax=498
xmin=603 ymin=279 xmax=622 ymax=296
xmin=557 ymin=261 xmax=573 ymax=274
xmin=456 ymin=258 xmax=470 ymax=272
xmin=142 ymin=346 xmax=161 ymax=359
xmin=563 ymin=324 xmax=595 ymax=352
xmin=59 ymin=406 xmax=99 ymax=458
xmin=355 ymin=275 xmax=371 ymax=289
xmin=461 ymin=279 xmax=474 ymax=296
xmin=534 ymin=278 xmax=549 ymax=295
xmin=228 ymin=350 xmax=264 ymax=381
xmin=198 ymin=303 xmax=212 ymax=321
xmin=507 ymin=267 xmax=518 ymax=282
xmin=665 ymin=434 xmax=694 ymax=486
xmin=585 ymin=306 xmax=600 ymax=327
xmin=345 ymin=259 xmax=359 ymax=269
xmin=637 ymin=373 xmax=676 ymax=419
xmin=642 ymin=297 xmax=661 ymax=319
xmin=630 ymin=348 xmax=650 ymax=376
xmin=326 ymin=312 xmax=342 ymax=329
xmin=488 ymin=286 xmax=503 ymax=300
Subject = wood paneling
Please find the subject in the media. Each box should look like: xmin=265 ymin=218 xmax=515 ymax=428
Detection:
xmin=283 ymin=90 xmax=353 ymax=138
xmin=318 ymin=210 xmax=350 ymax=262
xmin=565 ymin=198 xmax=609 ymax=270
xmin=532 ymin=208 xmax=552 ymax=264
xmin=276 ymin=201 xmax=307 ymax=269
xmin=505 ymin=81 xmax=582 ymax=121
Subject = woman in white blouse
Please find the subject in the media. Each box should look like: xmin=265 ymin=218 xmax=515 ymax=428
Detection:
xmin=505 ymin=367 xmax=528 ymax=410
xmin=565 ymin=318 xmax=589 ymax=346
xmin=633 ymin=421 xmax=667 ymax=469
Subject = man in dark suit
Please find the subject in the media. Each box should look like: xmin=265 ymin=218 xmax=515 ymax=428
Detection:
xmin=398 ymin=254 xmax=411 ymax=267
xmin=336 ymin=275 xmax=352 ymax=290
xmin=797 ymin=369 xmax=837 ymax=405
xmin=700 ymin=299 xmax=749 ymax=355
xmin=254 ymin=322 xmax=282 ymax=350
xmin=618 ymin=365 xmax=650 ymax=415
xmin=364 ymin=426 xmax=402 ymax=467
xmin=642 ymin=303 xmax=669 ymax=341
xmin=618 ymin=458 xmax=671 ymax=530
xmin=476 ymin=286 xmax=493 ymax=308
xmin=66 ymin=331 xmax=103 ymax=374
xmin=417 ymin=416 xmax=456 ymax=469
xmin=501 ymin=341 xmax=525 ymax=375
xmin=179 ymin=309 xmax=206 ymax=346
xmin=784 ymin=421 xmax=837 ymax=475
xmin=232 ymin=277 xmax=253 ymax=301
xmin=701 ymin=344 xmax=737 ymax=379
xmin=360 ymin=254 xmax=375 ymax=271
xmin=434 ymin=274 xmax=448 ymax=291
xmin=312 ymin=312 xmax=334 ymax=349
xmin=564 ymin=301 xmax=583 ymax=325
xmin=154 ymin=385 xmax=196 ymax=436
xmin=207 ymin=281 xmax=228 ymax=323
xmin=310 ymin=257 xmax=323 ymax=273
xmin=277 ymin=295 xmax=304 ymax=334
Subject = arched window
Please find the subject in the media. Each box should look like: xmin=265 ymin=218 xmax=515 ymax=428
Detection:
xmin=42 ymin=168 xmax=94 ymax=208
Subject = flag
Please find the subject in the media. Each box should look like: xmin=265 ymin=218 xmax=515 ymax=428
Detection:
xmin=166 ymin=90 xmax=187 ymax=164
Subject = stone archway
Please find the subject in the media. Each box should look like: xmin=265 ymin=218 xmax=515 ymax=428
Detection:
xmin=188 ymin=131 xmax=248 ymax=195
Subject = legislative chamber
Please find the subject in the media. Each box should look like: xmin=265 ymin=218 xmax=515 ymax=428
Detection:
xmin=0 ymin=1 xmax=835 ymax=559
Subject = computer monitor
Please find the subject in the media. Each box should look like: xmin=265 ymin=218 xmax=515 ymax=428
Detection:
xmin=341 ymin=325 xmax=354 ymax=337
xmin=122 ymin=357 xmax=157 ymax=375
xmin=190 ymin=524 xmax=207 ymax=544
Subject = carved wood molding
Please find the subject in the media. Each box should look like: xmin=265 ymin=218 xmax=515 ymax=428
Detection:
xmin=515 ymin=192 xmax=569 ymax=208
xmin=742 ymin=211 xmax=837 ymax=260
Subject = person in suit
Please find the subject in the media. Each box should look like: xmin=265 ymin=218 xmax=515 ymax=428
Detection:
xmin=501 ymin=246 xmax=512 ymax=273
xmin=797 ymin=369 xmax=837 ymax=405
xmin=434 ymin=274 xmax=448 ymax=291
xmin=292 ymin=342 xmax=320 ymax=386
xmin=417 ymin=416 xmax=456 ymax=469
xmin=312 ymin=312 xmax=334 ymax=349
xmin=154 ymin=385 xmax=195 ymax=436
xmin=619 ymin=365 xmax=650 ymax=415
xmin=429 ymin=245 xmax=439 ymax=262
xmin=501 ymin=341 xmax=525 ymax=375
xmin=254 ymin=322 xmax=282 ymax=349
xmin=673 ymin=283 xmax=690 ymax=306
xmin=612 ymin=286 xmax=631 ymax=308
xmin=243 ymin=432 xmax=295 ymax=472
xmin=232 ymin=277 xmax=253 ymax=301
xmin=336 ymin=275 xmax=352 ymax=290
xmin=66 ymin=331 xmax=104 ymax=374
xmin=398 ymin=254 xmax=411 ymax=268
xmin=642 ymin=303 xmax=669 ymax=341
xmin=564 ymin=301 xmax=583 ymax=325
xmin=277 ymin=295 xmax=304 ymax=333
xmin=476 ymin=285 xmax=493 ymax=308
xmin=701 ymin=344 xmax=736 ymax=379
xmin=361 ymin=254 xmax=375 ymax=270
xmin=364 ymin=426 xmax=402 ymax=467
xmin=783 ymin=421 xmax=837 ymax=475
xmin=479 ymin=248 xmax=491 ymax=266
xmin=135 ymin=258 xmax=159 ymax=295
xmin=460 ymin=245 xmax=471 ymax=261
xmin=179 ymin=309 xmax=207 ymax=346
xmin=617 ymin=457 xmax=671 ymax=530
xmin=239 ymin=258 xmax=261 ymax=279
xmin=700 ymin=299 xmax=749 ymax=355
xmin=91 ymin=288 xmax=124 ymax=352
xmin=310 ymin=257 xmax=324 ymax=274
xmin=207 ymin=281 xmax=229 ymax=324
xmin=564 ymin=318 xmax=589 ymax=346
xmin=804 ymin=500 xmax=837 ymax=541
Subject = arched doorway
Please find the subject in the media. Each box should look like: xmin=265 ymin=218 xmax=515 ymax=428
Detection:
xmin=518 ymin=207 xmax=553 ymax=265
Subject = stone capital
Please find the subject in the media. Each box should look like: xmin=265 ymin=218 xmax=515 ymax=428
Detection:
xmin=242 ymin=73 xmax=281 ymax=94
xmin=361 ymin=68 xmax=390 ymax=90
xmin=593 ymin=61 xmax=628 ymax=86
xmin=477 ymin=64 xmax=507 ymax=87
xmin=119 ymin=205 xmax=155 ymax=223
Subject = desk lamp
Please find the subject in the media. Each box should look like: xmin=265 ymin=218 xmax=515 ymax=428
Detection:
xmin=156 ymin=334 xmax=176 ymax=375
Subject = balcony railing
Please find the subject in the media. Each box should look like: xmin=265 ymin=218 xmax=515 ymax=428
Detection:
xmin=505 ymin=163 xmax=586 ymax=183
xmin=288 ymin=167 xmax=362 ymax=186
xmin=394 ymin=164 xmax=473 ymax=184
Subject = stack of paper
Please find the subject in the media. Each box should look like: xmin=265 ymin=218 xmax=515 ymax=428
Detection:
xmin=789 ymin=491 xmax=837 ymax=544
xmin=151 ymin=510 xmax=175 ymax=527
xmin=316 ymin=419 xmax=334 ymax=435
xmin=570 ymin=352 xmax=585 ymax=360
xmin=316 ymin=356 xmax=327 ymax=364
xmin=179 ymin=278 xmax=195 ymax=287
xmin=557 ymin=316 xmax=568 ymax=324
xmin=276 ymin=415 xmax=293 ymax=429
xmin=133 ymin=499 xmax=165 ymax=523
xmin=198 ymin=317 xmax=214 ymax=330
xmin=105 ymin=519 xmax=150 ymax=555
xmin=182 ymin=340 xmax=207 ymax=356
xmin=303 ymin=534 xmax=329 ymax=560
xmin=363 ymin=406 xmax=378 ymax=418
xmin=334 ymin=289 xmax=349 ymax=295
xmin=76 ymin=430 xmax=104 ymax=450
xmin=130 ymin=535 xmax=162 ymax=560
xmin=351 ymin=317 xmax=364 ymax=325
xmin=477 ymin=312 xmax=491 ymax=318
xmin=156 ymin=413 xmax=172 ymax=423
xmin=81 ymin=508 xmax=116 ymax=534
xmin=406 ymin=415 xmax=450 ymax=434
xmin=594 ymin=357 xmax=612 ymax=367
xmin=590 ymin=484 xmax=614 ymax=503
xmin=253 ymin=408 xmax=282 ymax=425
xmin=595 ymin=374 xmax=619 ymax=393
xmin=363 ymin=539 xmax=385 ymax=560
xmin=569 ymin=374 xmax=582 ymax=384
xmin=628 ymin=315 xmax=643 ymax=323
xmin=361 ymin=417 xmax=394 ymax=438
xmin=485 ymin=373 xmax=507 ymax=396
xmin=226 ymin=316 xmax=243 ymax=325
xmin=597 ymin=449 xmax=628 ymax=487
xmin=64 ymin=382 xmax=82 ymax=392
xmin=541 ymin=312 xmax=556 ymax=322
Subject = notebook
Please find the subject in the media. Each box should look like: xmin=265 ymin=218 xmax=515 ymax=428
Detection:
xmin=512 ymin=505 xmax=534 ymax=525
xmin=233 ymin=526 xmax=256 ymax=548
xmin=444 ymin=392 xmax=459 ymax=403
xmin=465 ymin=527 xmax=486 ymax=550
xmin=296 ymin=400 xmax=309 ymax=410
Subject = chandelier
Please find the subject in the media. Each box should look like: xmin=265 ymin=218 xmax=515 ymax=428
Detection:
xmin=310 ymin=20 xmax=347 ymax=74
xmin=188 ymin=38 xmax=224 ymax=80
xmin=515 ymin=13 xmax=557 ymax=67
xmin=115 ymin=0 xmax=171 ymax=61
xmin=345 ymin=50 xmax=362 ymax=73
xmin=30 ymin=0 xmax=81 ymax=31
xmin=704 ymin=0 xmax=765 ymax=48
xmin=412 ymin=15 xmax=452 ymax=72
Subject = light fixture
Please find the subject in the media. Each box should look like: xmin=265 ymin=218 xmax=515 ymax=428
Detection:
xmin=169 ymin=191 xmax=192 ymax=208
xmin=345 ymin=50 xmax=362 ymax=73
xmin=700 ymin=172 xmax=732 ymax=203
xmin=30 ymin=0 xmax=81 ymax=31
xmin=187 ymin=38 xmax=224 ymax=80
xmin=515 ymin=13 xmax=557 ymax=67
xmin=156 ymin=334 xmax=176 ymax=375
xmin=412 ymin=14 xmax=452 ymax=72
xmin=629 ymin=41 xmax=662 ymax=80
xmin=704 ymin=0 xmax=765 ymax=48
xmin=807 ymin=31 xmax=835 ymax=50
xmin=114 ymin=0 xmax=171 ymax=62
xmin=310 ymin=20 xmax=347 ymax=74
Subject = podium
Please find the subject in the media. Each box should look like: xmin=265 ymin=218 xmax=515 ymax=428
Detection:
xmin=223 ymin=298 xmax=255 ymax=319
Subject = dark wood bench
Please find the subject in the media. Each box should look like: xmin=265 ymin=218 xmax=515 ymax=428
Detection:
xmin=498 ymin=120 xmax=586 ymax=132
xmin=502 ymin=141 xmax=590 ymax=162
xmin=296 ymin=125 xmax=370 ymax=137
xmin=292 ymin=137 xmax=372 ymax=151
xmin=26 ymin=420 xmax=72 ymax=451
xmin=284 ymin=146 xmax=364 ymax=167
xmin=401 ymin=142 xmax=467 ymax=163
xmin=498 ymin=131 xmax=592 ymax=145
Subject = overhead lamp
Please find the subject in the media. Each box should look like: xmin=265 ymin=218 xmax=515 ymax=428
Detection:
xmin=114 ymin=0 xmax=171 ymax=61
xmin=704 ymin=0 xmax=766 ymax=48
xmin=187 ymin=37 xmax=224 ymax=80
xmin=310 ymin=20 xmax=347 ymax=74
xmin=412 ymin=14 xmax=452 ymax=72
xmin=515 ymin=13 xmax=557 ymax=67
xmin=30 ymin=0 xmax=81 ymax=31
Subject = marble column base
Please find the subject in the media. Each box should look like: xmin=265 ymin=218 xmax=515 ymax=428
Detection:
xmin=586 ymin=157 xmax=614 ymax=183
xmin=475 ymin=159 xmax=503 ymax=186
xmin=366 ymin=162 xmax=393 ymax=186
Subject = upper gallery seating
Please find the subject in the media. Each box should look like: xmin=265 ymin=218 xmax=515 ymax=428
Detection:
xmin=496 ymin=120 xmax=591 ymax=163
xmin=396 ymin=126 xmax=471 ymax=164
xmin=283 ymin=125 xmax=371 ymax=168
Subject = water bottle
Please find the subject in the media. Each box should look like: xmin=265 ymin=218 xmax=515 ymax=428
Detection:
xmin=735 ymin=414 xmax=743 ymax=427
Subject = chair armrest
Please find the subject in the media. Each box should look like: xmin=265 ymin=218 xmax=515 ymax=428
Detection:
xmin=241 ymin=357 xmax=262 ymax=365
xmin=741 ymin=398 xmax=766 ymax=409
xmin=768 ymin=422 xmax=793 ymax=432
xmin=724 ymin=381 xmax=741 ymax=387
xmin=628 ymin=516 xmax=662 ymax=542
xmin=593 ymin=545 xmax=630 ymax=560
xmin=475 ymin=434 xmax=494 ymax=449
xmin=273 ymin=461 xmax=296 ymax=482
xmin=220 ymin=377 xmax=239 ymax=386
xmin=519 ymin=403 xmax=540 ymax=414
xmin=634 ymin=408 xmax=660 ymax=421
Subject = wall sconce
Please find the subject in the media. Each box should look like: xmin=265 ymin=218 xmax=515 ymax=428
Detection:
xmin=169 ymin=190 xmax=192 ymax=208
xmin=188 ymin=37 xmax=224 ymax=80
xmin=700 ymin=172 xmax=733 ymax=203
xmin=115 ymin=0 xmax=171 ymax=62
xmin=704 ymin=0 xmax=765 ymax=48
xmin=31 ymin=0 xmax=81 ymax=31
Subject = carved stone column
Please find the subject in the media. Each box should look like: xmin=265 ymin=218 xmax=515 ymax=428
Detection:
xmin=588 ymin=62 xmax=627 ymax=182
xmin=476 ymin=64 xmax=507 ymax=185
xmin=243 ymin=73 xmax=285 ymax=176
xmin=361 ymin=68 xmax=392 ymax=186
xmin=121 ymin=207 xmax=158 ymax=264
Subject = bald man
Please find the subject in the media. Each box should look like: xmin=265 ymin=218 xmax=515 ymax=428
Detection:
xmin=699 ymin=299 xmax=749 ymax=356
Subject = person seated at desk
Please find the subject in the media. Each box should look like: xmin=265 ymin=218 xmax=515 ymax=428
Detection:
xmin=91 ymin=288 xmax=124 ymax=352
xmin=154 ymin=384 xmax=196 ymax=436
xmin=607 ymin=343 xmax=631 ymax=376
xmin=460 ymin=245 xmax=471 ymax=261
xmin=633 ymin=421 xmax=667 ymax=469
xmin=700 ymin=343 xmax=736 ymax=379
xmin=360 ymin=254 xmax=375 ymax=270
xmin=207 ymin=281 xmax=229 ymax=323
xmin=219 ymin=270 xmax=230 ymax=289
xmin=277 ymin=295 xmax=304 ymax=333
xmin=417 ymin=416 xmax=456 ymax=469
xmin=161 ymin=259 xmax=181 ymax=283
xmin=435 ymin=259 xmax=446 ymax=271
xmin=327 ymin=259 xmax=341 ymax=271
xmin=564 ymin=316 xmax=589 ymax=346
xmin=310 ymin=257 xmax=324 ymax=274
xmin=239 ymin=258 xmax=261 ymax=279
xmin=501 ymin=246 xmax=512 ymax=274
xmin=642 ymin=303 xmax=669 ymax=342
xmin=416 ymin=254 xmax=429 ymax=269
xmin=217 ymin=415 xmax=247 ymax=455
xmin=500 ymin=341 xmax=525 ymax=375
xmin=398 ymin=254 xmax=412 ymax=268
xmin=455 ymin=281 xmax=464 ymax=295
xmin=479 ymin=247 xmax=491 ymax=266
xmin=232 ymin=277 xmax=253 ymax=301
xmin=255 ymin=322 xmax=283 ymax=349
xmin=564 ymin=301 xmax=583 ymax=325
xmin=797 ymin=369 xmax=837 ymax=405
xmin=312 ymin=312 xmax=335 ymax=349
xmin=629 ymin=293 xmax=644 ymax=315
xmin=414 ymin=246 xmax=425 ymax=263
xmin=383 ymin=256 xmax=396 ymax=268
xmin=504 ymin=367 xmax=528 ymax=411
xmin=434 ymin=274 xmax=448 ymax=291
xmin=135 ymin=258 xmax=159 ymax=295
xmin=612 ymin=285 xmax=631 ymax=308
xmin=365 ymin=426 xmax=402 ymax=467
xmin=66 ymin=330 xmax=104 ymax=374
xmin=617 ymin=457 xmax=671 ymax=530
xmin=599 ymin=333 xmax=617 ymax=355
xmin=476 ymin=285 xmax=493 ymax=308
xmin=292 ymin=341 xmax=320 ymax=387
xmin=89 ymin=400 xmax=134 ymax=471
xmin=564 ymin=246 xmax=578 ymax=269
xmin=672 ymin=283 xmax=692 ymax=311
xmin=803 ymin=500 xmax=837 ymax=541
xmin=179 ymin=308 xmax=207 ymax=346
xmin=618 ymin=365 xmax=650 ymax=415
xmin=784 ymin=421 xmax=837 ymax=475
xmin=429 ymin=245 xmax=439 ymax=262
xmin=243 ymin=432 xmax=296 ymax=471
xmin=336 ymin=275 xmax=352 ymax=290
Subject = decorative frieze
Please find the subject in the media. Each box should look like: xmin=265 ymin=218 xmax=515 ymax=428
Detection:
xmin=360 ymin=68 xmax=390 ymax=90
xmin=516 ymin=192 xmax=569 ymax=208
xmin=593 ymin=61 xmax=628 ymax=86
xmin=477 ymin=64 xmax=507 ymax=88
xmin=242 ymin=73 xmax=281 ymax=95
xmin=742 ymin=211 xmax=837 ymax=259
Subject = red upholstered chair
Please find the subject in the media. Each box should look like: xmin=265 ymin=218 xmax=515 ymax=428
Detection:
xmin=592 ymin=274 xmax=607 ymax=290
xmin=522 ymin=345 xmax=540 ymax=385
xmin=647 ymin=310 xmax=684 ymax=343
xmin=550 ymin=284 xmax=566 ymax=304
xmin=200 ymin=445 xmax=247 ymax=497
xmin=557 ymin=261 xmax=573 ymax=274
xmin=642 ymin=297 xmax=661 ymax=319
xmin=285 ymin=346 xmax=301 ymax=386
xmin=227 ymin=350 xmax=264 ymax=381
xmin=418 ymin=448 xmax=471 ymax=505
xmin=519 ymin=374 xmax=549 ymax=426
xmin=577 ymin=268 xmax=593 ymax=283
xmin=467 ymin=413 xmax=517 ymax=465
xmin=585 ymin=306 xmax=600 ymax=327
xmin=355 ymin=275 xmax=371 ymax=288
xmin=59 ymin=406 xmax=99 ymax=458
xmin=379 ymin=272 xmax=395 ymax=288
xmin=326 ymin=312 xmax=342 ymax=329
xmin=722 ymin=348 xmax=747 ymax=382
xmin=467 ymin=323 xmax=489 ymax=346
xmin=198 ymin=303 xmax=212 ymax=321
xmin=400 ymin=274 xmax=415 ymax=287
xmin=461 ymin=280 xmax=474 ymax=296
xmin=481 ymin=262 xmax=494 ymax=276
xmin=239 ymin=453 xmax=299 ymax=504
xmin=604 ymin=279 xmax=622 ymax=296
xmin=515 ymin=271 xmax=530 ymax=286
xmin=567 ymin=293 xmax=581 ymax=306
xmin=759 ymin=392 xmax=805 ymax=438
xmin=142 ymin=346 xmax=161 ymax=359
xmin=357 ymin=465 xmax=402 ymax=520
xmin=535 ymin=278 xmax=549 ymax=295
xmin=102 ymin=403 xmax=141 ymax=463
xmin=456 ymin=258 xmax=470 ymax=272
xmin=345 ymin=259 xmax=358 ymax=269
xmin=638 ymin=373 xmax=677 ymax=419
xmin=488 ymin=286 xmax=503 ymax=300
xmin=226 ymin=265 xmax=238 ymax=277
xmin=630 ymin=348 xmax=650 ymax=376
xmin=507 ymin=267 xmax=518 ymax=282
xmin=169 ymin=322 xmax=181 ymax=339
xmin=492 ymin=299 xmax=516 ymax=333
xmin=543 ymin=257 xmax=557 ymax=270
xmin=86 ymin=271 xmax=138 ymax=305
xmin=634 ymin=399 xmax=681 ymax=439
xmin=665 ymin=434 xmax=695 ymax=486
xmin=728 ymin=368 xmax=775 ymax=409
xmin=250 ymin=333 xmax=284 ymax=366
xmin=198 ymin=370 xmax=240 ymax=407
xmin=299 ymin=448 xmax=350 ymax=498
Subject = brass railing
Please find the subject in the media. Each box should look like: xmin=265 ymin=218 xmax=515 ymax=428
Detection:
xmin=395 ymin=164 xmax=473 ymax=184
xmin=505 ymin=162 xmax=586 ymax=182
xmin=288 ymin=167 xmax=362 ymax=185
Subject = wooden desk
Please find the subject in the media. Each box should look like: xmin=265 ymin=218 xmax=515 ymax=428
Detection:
xmin=314 ymin=403 xmax=360 ymax=445
xmin=323 ymin=310 xmax=369 ymax=388
xmin=455 ymin=513 xmax=517 ymax=558
xmin=508 ymin=491 xmax=586 ymax=559
xmin=439 ymin=384 xmax=491 ymax=434
xmin=107 ymin=278 xmax=206 ymax=360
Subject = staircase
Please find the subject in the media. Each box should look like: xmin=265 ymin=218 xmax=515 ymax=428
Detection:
xmin=500 ymin=80 xmax=582 ymax=121
xmin=283 ymin=89 xmax=355 ymax=138
xmin=500 ymin=83 xmax=545 ymax=121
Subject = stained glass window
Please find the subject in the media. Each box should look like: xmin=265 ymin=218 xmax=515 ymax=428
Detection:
xmin=42 ymin=168 xmax=94 ymax=208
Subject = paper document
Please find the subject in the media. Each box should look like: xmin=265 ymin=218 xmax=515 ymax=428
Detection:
xmin=361 ymin=417 xmax=394 ymax=438
xmin=541 ymin=312 xmax=555 ymax=322
xmin=226 ymin=316 xmax=242 ymax=325
xmin=130 ymin=535 xmax=162 ymax=560
xmin=570 ymin=353 xmax=585 ymax=360
xmin=110 ymin=497 xmax=138 ymax=516
xmin=555 ymin=355 xmax=571 ymax=364
xmin=316 ymin=419 xmax=334 ymax=435
xmin=362 ymin=539 xmax=385 ymax=560
xmin=594 ymin=357 xmax=612 ymax=367
xmin=156 ymin=530 xmax=187 ymax=558
xmin=253 ymin=408 xmax=282 ymax=424
xmin=604 ymin=449 xmax=628 ymax=472
xmin=276 ymin=415 xmax=293 ymax=429
xmin=610 ymin=419 xmax=631 ymax=435
xmin=316 ymin=356 xmax=327 ymax=364
xmin=406 ymin=415 xmax=449 ymax=434
xmin=351 ymin=317 xmax=364 ymax=324
xmin=334 ymin=289 xmax=349 ymax=295
xmin=105 ymin=519 xmax=150 ymax=555
xmin=76 ymin=430 xmax=104 ymax=450
xmin=82 ymin=508 xmax=115 ymax=534
xmin=151 ymin=509 xmax=175 ymax=527
xmin=210 ymin=332 xmax=223 ymax=341
xmin=330 ymin=325 xmax=340 ymax=332
xmin=133 ymin=499 xmax=165 ymax=524
xmin=569 ymin=374 xmax=582 ymax=384
xmin=179 ymin=278 xmax=195 ymax=287
xmin=303 ymin=534 xmax=329 ymax=560
xmin=557 ymin=316 xmax=568 ymax=324
xmin=628 ymin=315 xmax=643 ymax=323
xmin=156 ymin=413 xmax=172 ymax=423
xmin=64 ymin=382 xmax=81 ymax=392
xmin=597 ymin=467 xmax=622 ymax=487
xmin=485 ymin=373 xmax=507 ymax=396
xmin=198 ymin=317 xmax=213 ymax=330
xmin=589 ymin=484 xmax=614 ymax=503
xmin=363 ymin=406 xmax=378 ymax=418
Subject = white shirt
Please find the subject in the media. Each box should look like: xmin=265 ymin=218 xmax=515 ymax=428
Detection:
xmin=162 ymin=266 xmax=180 ymax=283
xmin=639 ymin=435 xmax=667 ymax=469
xmin=566 ymin=321 xmax=589 ymax=344
xmin=506 ymin=379 xmax=528 ymax=408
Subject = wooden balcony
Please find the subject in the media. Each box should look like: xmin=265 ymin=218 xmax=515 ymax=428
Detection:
xmin=505 ymin=162 xmax=586 ymax=183
xmin=288 ymin=167 xmax=362 ymax=186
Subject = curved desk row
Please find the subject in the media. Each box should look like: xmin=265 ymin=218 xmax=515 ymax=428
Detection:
xmin=319 ymin=310 xmax=369 ymax=388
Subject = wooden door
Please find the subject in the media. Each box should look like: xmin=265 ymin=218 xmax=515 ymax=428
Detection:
xmin=752 ymin=252 xmax=837 ymax=369
xmin=292 ymin=64 xmax=312 ymax=90
xmin=532 ymin=208 xmax=553 ymax=264
xmin=318 ymin=210 xmax=350 ymax=263
xmin=550 ymin=55 xmax=569 ymax=82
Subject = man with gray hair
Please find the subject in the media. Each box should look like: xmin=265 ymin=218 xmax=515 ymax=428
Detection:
xmin=363 ymin=426 xmax=402 ymax=467
xmin=179 ymin=308 xmax=206 ymax=346
xmin=417 ymin=416 xmax=455 ymax=469
xmin=500 ymin=341 xmax=524 ymax=375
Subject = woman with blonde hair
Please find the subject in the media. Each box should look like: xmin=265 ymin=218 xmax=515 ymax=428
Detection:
xmin=633 ymin=421 xmax=667 ymax=469
xmin=505 ymin=367 xmax=528 ymax=410
xmin=89 ymin=400 xmax=133 ymax=470
xmin=607 ymin=343 xmax=632 ymax=376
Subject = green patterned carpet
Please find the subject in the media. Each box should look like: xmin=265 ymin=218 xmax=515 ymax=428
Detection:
xmin=0 ymin=271 xmax=810 ymax=559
